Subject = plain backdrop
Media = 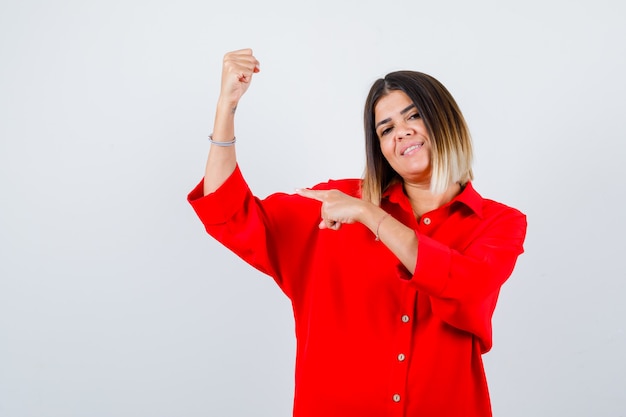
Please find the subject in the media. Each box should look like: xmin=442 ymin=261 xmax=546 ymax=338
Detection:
xmin=1 ymin=0 xmax=625 ymax=416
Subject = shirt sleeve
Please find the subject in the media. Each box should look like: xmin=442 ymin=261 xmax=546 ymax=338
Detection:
xmin=409 ymin=207 xmax=527 ymax=353
xmin=187 ymin=165 xmax=321 ymax=299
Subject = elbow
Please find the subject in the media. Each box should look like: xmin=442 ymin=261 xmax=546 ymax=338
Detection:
xmin=430 ymin=290 xmax=498 ymax=353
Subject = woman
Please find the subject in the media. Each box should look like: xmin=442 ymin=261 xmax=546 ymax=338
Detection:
xmin=188 ymin=48 xmax=527 ymax=417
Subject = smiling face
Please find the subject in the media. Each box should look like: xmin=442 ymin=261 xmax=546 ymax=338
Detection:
xmin=374 ymin=90 xmax=431 ymax=186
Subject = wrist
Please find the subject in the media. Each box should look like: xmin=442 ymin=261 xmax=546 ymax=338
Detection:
xmin=360 ymin=205 xmax=390 ymax=238
xmin=374 ymin=212 xmax=391 ymax=241
xmin=216 ymin=96 xmax=239 ymax=113
xmin=359 ymin=203 xmax=380 ymax=229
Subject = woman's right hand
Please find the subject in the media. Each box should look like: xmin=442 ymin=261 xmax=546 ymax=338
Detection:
xmin=219 ymin=48 xmax=260 ymax=107
xmin=203 ymin=49 xmax=259 ymax=195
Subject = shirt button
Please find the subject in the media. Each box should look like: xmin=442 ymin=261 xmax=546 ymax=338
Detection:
xmin=423 ymin=217 xmax=431 ymax=225
xmin=401 ymin=315 xmax=410 ymax=323
xmin=397 ymin=353 xmax=406 ymax=361
xmin=393 ymin=394 xmax=401 ymax=403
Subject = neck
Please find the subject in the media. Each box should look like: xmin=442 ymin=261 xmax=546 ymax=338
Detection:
xmin=403 ymin=181 xmax=462 ymax=219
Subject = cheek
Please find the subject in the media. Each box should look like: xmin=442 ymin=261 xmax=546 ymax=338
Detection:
xmin=379 ymin=139 xmax=394 ymax=157
xmin=380 ymin=144 xmax=400 ymax=171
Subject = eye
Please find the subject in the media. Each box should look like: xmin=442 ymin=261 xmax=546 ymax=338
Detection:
xmin=380 ymin=126 xmax=393 ymax=137
xmin=408 ymin=112 xmax=421 ymax=120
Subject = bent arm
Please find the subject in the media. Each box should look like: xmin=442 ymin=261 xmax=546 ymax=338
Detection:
xmin=295 ymin=187 xmax=526 ymax=350
xmin=378 ymin=206 xmax=526 ymax=351
xmin=295 ymin=188 xmax=421 ymax=273
xmin=412 ymin=209 xmax=526 ymax=351
xmin=203 ymin=48 xmax=260 ymax=195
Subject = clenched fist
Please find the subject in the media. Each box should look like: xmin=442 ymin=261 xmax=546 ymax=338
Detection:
xmin=219 ymin=48 xmax=260 ymax=107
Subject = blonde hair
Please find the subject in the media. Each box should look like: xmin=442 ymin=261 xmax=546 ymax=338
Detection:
xmin=362 ymin=71 xmax=473 ymax=205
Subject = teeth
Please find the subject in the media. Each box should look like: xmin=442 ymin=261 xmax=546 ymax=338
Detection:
xmin=402 ymin=144 xmax=421 ymax=155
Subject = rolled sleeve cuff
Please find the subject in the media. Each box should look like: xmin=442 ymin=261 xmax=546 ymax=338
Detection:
xmin=410 ymin=232 xmax=452 ymax=296
xmin=187 ymin=165 xmax=250 ymax=225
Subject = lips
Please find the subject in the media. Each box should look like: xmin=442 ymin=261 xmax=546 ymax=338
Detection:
xmin=401 ymin=143 xmax=424 ymax=156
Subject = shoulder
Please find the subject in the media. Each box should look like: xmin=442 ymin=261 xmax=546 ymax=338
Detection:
xmin=460 ymin=183 xmax=527 ymax=236
xmin=479 ymin=196 xmax=527 ymax=238
xmin=462 ymin=183 xmax=525 ymax=219
xmin=310 ymin=178 xmax=363 ymax=198
xmin=482 ymin=198 xmax=526 ymax=221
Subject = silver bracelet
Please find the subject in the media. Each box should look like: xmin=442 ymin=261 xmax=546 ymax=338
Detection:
xmin=208 ymin=134 xmax=236 ymax=147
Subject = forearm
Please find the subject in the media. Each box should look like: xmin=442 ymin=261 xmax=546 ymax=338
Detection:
xmin=202 ymin=48 xmax=259 ymax=196
xmin=362 ymin=206 xmax=418 ymax=274
xmin=203 ymin=99 xmax=238 ymax=196
xmin=294 ymin=188 xmax=420 ymax=273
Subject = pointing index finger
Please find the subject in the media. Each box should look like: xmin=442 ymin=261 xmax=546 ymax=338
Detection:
xmin=295 ymin=188 xmax=326 ymax=202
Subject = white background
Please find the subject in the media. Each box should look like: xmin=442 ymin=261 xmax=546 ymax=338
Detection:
xmin=1 ymin=0 xmax=625 ymax=416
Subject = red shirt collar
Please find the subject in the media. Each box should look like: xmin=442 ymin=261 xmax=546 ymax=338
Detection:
xmin=383 ymin=181 xmax=484 ymax=218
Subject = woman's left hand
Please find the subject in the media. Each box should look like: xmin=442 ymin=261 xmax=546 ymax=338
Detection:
xmin=295 ymin=188 xmax=367 ymax=231
xmin=297 ymin=188 xmax=420 ymax=274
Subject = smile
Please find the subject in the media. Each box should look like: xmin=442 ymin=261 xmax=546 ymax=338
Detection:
xmin=401 ymin=143 xmax=423 ymax=156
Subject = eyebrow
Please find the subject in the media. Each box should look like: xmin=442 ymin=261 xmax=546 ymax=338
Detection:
xmin=375 ymin=104 xmax=417 ymax=130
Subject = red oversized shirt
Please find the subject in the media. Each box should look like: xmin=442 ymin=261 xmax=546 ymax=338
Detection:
xmin=188 ymin=165 xmax=527 ymax=417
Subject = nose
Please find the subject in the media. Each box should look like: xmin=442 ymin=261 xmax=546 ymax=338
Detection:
xmin=395 ymin=123 xmax=413 ymax=140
